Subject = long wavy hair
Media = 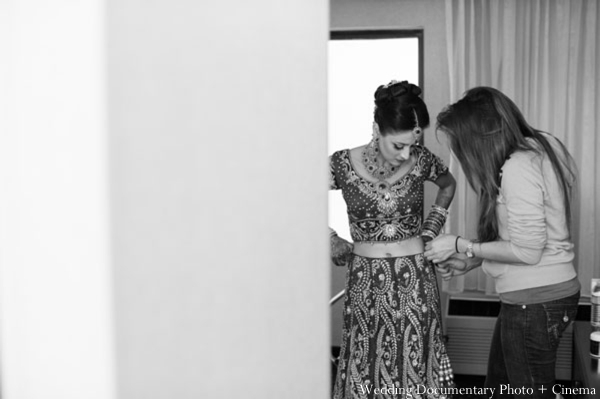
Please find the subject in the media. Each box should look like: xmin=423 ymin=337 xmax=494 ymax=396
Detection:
xmin=436 ymin=87 xmax=576 ymax=242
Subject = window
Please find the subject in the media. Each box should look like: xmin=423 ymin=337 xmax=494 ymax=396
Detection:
xmin=328 ymin=30 xmax=422 ymax=240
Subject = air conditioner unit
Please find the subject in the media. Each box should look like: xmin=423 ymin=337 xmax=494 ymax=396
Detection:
xmin=444 ymin=293 xmax=573 ymax=380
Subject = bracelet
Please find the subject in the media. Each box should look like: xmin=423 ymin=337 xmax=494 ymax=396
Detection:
xmin=421 ymin=230 xmax=436 ymax=241
xmin=455 ymin=236 xmax=461 ymax=253
xmin=421 ymin=205 xmax=449 ymax=240
xmin=431 ymin=204 xmax=449 ymax=217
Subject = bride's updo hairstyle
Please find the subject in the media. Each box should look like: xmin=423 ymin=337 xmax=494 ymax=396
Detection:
xmin=374 ymin=80 xmax=429 ymax=135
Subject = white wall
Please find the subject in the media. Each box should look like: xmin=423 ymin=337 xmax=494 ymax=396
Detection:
xmin=0 ymin=0 xmax=330 ymax=398
xmin=0 ymin=1 xmax=115 ymax=398
xmin=329 ymin=0 xmax=451 ymax=347
xmin=107 ymin=1 xmax=330 ymax=398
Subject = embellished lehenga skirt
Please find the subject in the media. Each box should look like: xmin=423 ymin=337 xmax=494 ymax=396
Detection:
xmin=332 ymin=253 xmax=454 ymax=399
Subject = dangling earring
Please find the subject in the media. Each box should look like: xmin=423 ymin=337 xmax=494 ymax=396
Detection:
xmin=412 ymin=109 xmax=423 ymax=141
xmin=412 ymin=126 xmax=422 ymax=140
xmin=369 ymin=122 xmax=380 ymax=149
xmin=362 ymin=122 xmax=398 ymax=180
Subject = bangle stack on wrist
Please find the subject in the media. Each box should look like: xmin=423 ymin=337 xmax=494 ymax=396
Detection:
xmin=421 ymin=204 xmax=449 ymax=241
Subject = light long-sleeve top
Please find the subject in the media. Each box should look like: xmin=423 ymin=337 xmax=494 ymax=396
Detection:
xmin=482 ymin=136 xmax=577 ymax=294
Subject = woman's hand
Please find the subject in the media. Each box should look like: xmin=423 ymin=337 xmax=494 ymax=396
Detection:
xmin=434 ymin=263 xmax=454 ymax=281
xmin=434 ymin=254 xmax=468 ymax=280
xmin=435 ymin=253 xmax=481 ymax=280
xmin=424 ymin=234 xmax=458 ymax=263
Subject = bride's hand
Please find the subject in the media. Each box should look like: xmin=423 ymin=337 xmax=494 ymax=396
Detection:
xmin=331 ymin=235 xmax=353 ymax=267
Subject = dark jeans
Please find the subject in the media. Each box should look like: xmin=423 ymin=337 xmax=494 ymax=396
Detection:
xmin=484 ymin=291 xmax=580 ymax=399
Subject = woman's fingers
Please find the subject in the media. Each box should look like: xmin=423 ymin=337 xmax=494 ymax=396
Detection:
xmin=439 ymin=268 xmax=453 ymax=280
xmin=434 ymin=263 xmax=447 ymax=273
xmin=439 ymin=258 xmax=467 ymax=272
xmin=428 ymin=251 xmax=453 ymax=264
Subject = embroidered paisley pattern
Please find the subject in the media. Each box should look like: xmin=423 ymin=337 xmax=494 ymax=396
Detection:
xmin=333 ymin=254 xmax=453 ymax=399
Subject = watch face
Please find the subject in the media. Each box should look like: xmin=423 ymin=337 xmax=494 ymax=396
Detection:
xmin=466 ymin=242 xmax=474 ymax=258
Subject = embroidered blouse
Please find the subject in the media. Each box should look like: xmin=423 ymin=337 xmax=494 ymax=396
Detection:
xmin=329 ymin=144 xmax=448 ymax=243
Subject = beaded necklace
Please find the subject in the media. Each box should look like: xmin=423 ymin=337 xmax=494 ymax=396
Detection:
xmin=361 ymin=140 xmax=398 ymax=180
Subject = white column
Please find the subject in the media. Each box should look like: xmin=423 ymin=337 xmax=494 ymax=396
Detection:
xmin=0 ymin=1 xmax=115 ymax=398
xmin=0 ymin=0 xmax=329 ymax=397
xmin=107 ymin=1 xmax=329 ymax=398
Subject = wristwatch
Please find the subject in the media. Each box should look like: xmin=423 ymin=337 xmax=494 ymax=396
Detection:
xmin=465 ymin=241 xmax=475 ymax=258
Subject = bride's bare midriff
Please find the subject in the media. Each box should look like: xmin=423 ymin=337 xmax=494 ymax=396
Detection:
xmin=353 ymin=237 xmax=424 ymax=258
